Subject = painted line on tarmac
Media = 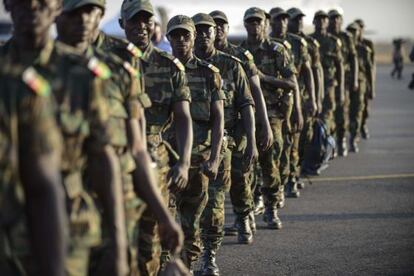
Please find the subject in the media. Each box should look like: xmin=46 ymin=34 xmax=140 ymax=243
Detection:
xmin=309 ymin=173 xmax=414 ymax=182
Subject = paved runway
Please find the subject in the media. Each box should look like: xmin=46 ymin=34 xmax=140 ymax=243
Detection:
xmin=215 ymin=65 xmax=414 ymax=275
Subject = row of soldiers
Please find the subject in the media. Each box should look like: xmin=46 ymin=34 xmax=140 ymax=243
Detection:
xmin=0 ymin=0 xmax=375 ymax=276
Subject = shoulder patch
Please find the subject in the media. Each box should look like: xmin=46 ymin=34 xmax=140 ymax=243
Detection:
xmin=227 ymin=54 xmax=242 ymax=64
xmin=22 ymin=67 xmax=51 ymax=97
xmin=273 ymin=43 xmax=284 ymax=53
xmin=283 ymin=40 xmax=292 ymax=50
xmin=244 ymin=50 xmax=254 ymax=61
xmin=207 ymin=63 xmax=220 ymax=73
xmin=88 ymin=57 xmax=112 ymax=80
xmin=300 ymin=38 xmax=308 ymax=47
xmin=313 ymin=39 xmax=320 ymax=48
xmin=172 ymin=58 xmax=185 ymax=71
xmin=127 ymin=43 xmax=143 ymax=58
xmin=336 ymin=38 xmax=342 ymax=48
xmin=123 ymin=61 xmax=140 ymax=79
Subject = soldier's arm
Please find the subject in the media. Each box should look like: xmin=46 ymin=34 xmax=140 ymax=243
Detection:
xmin=366 ymin=51 xmax=375 ymax=99
xmin=335 ymin=43 xmax=345 ymax=103
xmin=292 ymin=75 xmax=304 ymax=132
xmin=88 ymin=146 xmax=128 ymax=276
xmin=302 ymin=60 xmax=317 ymax=115
xmin=19 ymin=96 xmax=66 ymax=276
xmin=258 ymin=71 xmax=296 ymax=90
xmin=349 ymin=37 xmax=359 ymax=91
xmin=128 ymin=118 xmax=183 ymax=253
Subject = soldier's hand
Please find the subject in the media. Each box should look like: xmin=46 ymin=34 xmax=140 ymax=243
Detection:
xmin=158 ymin=216 xmax=184 ymax=254
xmin=201 ymin=159 xmax=220 ymax=180
xmin=243 ymin=143 xmax=258 ymax=173
xmin=168 ymin=163 xmax=189 ymax=193
xmin=259 ymin=124 xmax=273 ymax=151
xmin=306 ymin=100 xmax=317 ymax=117
xmin=293 ymin=109 xmax=304 ymax=133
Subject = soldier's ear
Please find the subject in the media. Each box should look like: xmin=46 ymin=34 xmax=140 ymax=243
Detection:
xmin=119 ymin=18 xmax=124 ymax=29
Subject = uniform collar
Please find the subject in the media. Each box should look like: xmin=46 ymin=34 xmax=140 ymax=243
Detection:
xmin=184 ymin=55 xmax=198 ymax=69
xmin=93 ymin=31 xmax=106 ymax=49
xmin=4 ymin=38 xmax=54 ymax=66
xmin=140 ymin=42 xmax=154 ymax=62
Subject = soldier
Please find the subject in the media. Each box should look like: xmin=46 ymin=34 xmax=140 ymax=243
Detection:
xmin=310 ymin=10 xmax=344 ymax=137
xmin=355 ymin=19 xmax=376 ymax=140
xmin=0 ymin=63 xmax=66 ymax=276
xmin=346 ymin=22 xmax=373 ymax=153
xmin=165 ymin=14 xmax=225 ymax=272
xmin=191 ymin=12 xmax=257 ymax=275
xmin=1 ymin=0 xmax=131 ymax=275
xmin=240 ymin=7 xmax=302 ymax=228
xmin=269 ymin=7 xmax=317 ymax=197
xmin=209 ymin=9 xmax=273 ymax=239
xmin=55 ymin=1 xmax=184 ymax=275
xmin=328 ymin=9 xmax=359 ymax=157
xmin=119 ymin=0 xmax=193 ymax=274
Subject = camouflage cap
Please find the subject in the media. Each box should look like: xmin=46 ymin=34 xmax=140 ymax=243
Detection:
xmin=192 ymin=13 xmax=216 ymax=27
xmin=346 ymin=22 xmax=360 ymax=31
xmin=269 ymin=7 xmax=289 ymax=20
xmin=287 ymin=7 xmax=305 ymax=19
xmin=264 ymin=11 xmax=271 ymax=20
xmin=63 ymin=0 xmax=106 ymax=12
xmin=121 ymin=0 xmax=154 ymax=20
xmin=313 ymin=10 xmax=329 ymax=19
xmin=328 ymin=9 xmax=342 ymax=18
xmin=354 ymin=18 xmax=365 ymax=29
xmin=210 ymin=10 xmax=228 ymax=23
xmin=167 ymin=15 xmax=195 ymax=35
xmin=243 ymin=7 xmax=266 ymax=21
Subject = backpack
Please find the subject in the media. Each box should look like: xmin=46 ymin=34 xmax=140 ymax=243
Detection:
xmin=301 ymin=119 xmax=336 ymax=176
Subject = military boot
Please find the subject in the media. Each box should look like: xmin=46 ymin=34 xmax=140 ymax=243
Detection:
xmin=249 ymin=211 xmax=256 ymax=235
xmin=235 ymin=214 xmax=253 ymax=244
xmin=276 ymin=193 xmax=285 ymax=209
xmin=349 ymin=136 xmax=359 ymax=153
xmin=337 ymin=137 xmax=348 ymax=157
xmin=224 ymin=220 xmax=237 ymax=236
xmin=361 ymin=125 xmax=370 ymax=140
xmin=253 ymin=195 xmax=265 ymax=215
xmin=296 ymin=176 xmax=305 ymax=189
xmin=263 ymin=207 xmax=282 ymax=229
xmin=285 ymin=180 xmax=300 ymax=198
xmin=201 ymin=248 xmax=219 ymax=276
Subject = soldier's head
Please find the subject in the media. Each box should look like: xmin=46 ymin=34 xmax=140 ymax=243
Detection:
xmin=4 ymin=0 xmax=62 ymax=46
xmin=243 ymin=7 xmax=266 ymax=40
xmin=287 ymin=7 xmax=305 ymax=33
xmin=210 ymin=10 xmax=229 ymax=43
xmin=269 ymin=7 xmax=289 ymax=36
xmin=313 ymin=10 xmax=329 ymax=32
xmin=192 ymin=13 xmax=216 ymax=53
xmin=56 ymin=0 xmax=105 ymax=50
xmin=354 ymin=19 xmax=365 ymax=35
xmin=263 ymin=11 xmax=270 ymax=37
xmin=166 ymin=15 xmax=195 ymax=59
xmin=119 ymin=0 xmax=155 ymax=50
xmin=346 ymin=22 xmax=361 ymax=42
xmin=328 ymin=9 xmax=343 ymax=32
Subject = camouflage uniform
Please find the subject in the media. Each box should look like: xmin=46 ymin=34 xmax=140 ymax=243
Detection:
xmin=1 ymin=39 xmax=112 ymax=276
xmin=92 ymin=31 xmax=151 ymax=276
xmin=270 ymin=29 xmax=312 ymax=190
xmin=360 ymin=37 xmax=375 ymax=137
xmin=347 ymin=24 xmax=373 ymax=144
xmin=0 ymin=62 xmax=62 ymax=276
xmin=216 ymin=41 xmax=260 ymax=222
xmin=199 ymin=47 xmax=254 ymax=247
xmin=240 ymin=37 xmax=296 ymax=214
xmin=310 ymin=29 xmax=343 ymax=135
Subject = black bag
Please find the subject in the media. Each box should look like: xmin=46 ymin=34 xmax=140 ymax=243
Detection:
xmin=301 ymin=119 xmax=336 ymax=176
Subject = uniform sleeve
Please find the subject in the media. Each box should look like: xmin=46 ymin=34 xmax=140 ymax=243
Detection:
xmin=241 ymin=56 xmax=259 ymax=79
xmin=19 ymin=93 xmax=62 ymax=156
xmin=335 ymin=39 xmax=344 ymax=63
xmin=171 ymin=68 xmax=191 ymax=103
xmin=233 ymin=62 xmax=255 ymax=110
xmin=279 ymin=47 xmax=297 ymax=78
xmin=300 ymin=40 xmax=311 ymax=65
xmin=210 ymin=71 xmax=225 ymax=102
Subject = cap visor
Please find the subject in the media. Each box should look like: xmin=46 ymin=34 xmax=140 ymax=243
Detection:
xmin=167 ymin=25 xmax=194 ymax=35
xmin=212 ymin=15 xmax=228 ymax=23
xmin=193 ymin=21 xmax=216 ymax=26
xmin=63 ymin=0 xmax=105 ymax=12
xmin=244 ymin=14 xmax=265 ymax=21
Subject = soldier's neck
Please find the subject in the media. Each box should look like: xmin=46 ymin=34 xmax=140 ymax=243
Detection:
xmin=315 ymin=29 xmax=327 ymax=35
xmin=328 ymin=26 xmax=340 ymax=35
xmin=12 ymin=34 xmax=49 ymax=64
xmin=56 ymin=37 xmax=89 ymax=54
xmin=175 ymin=51 xmax=193 ymax=64
xmin=270 ymin=30 xmax=285 ymax=39
xmin=215 ymin=39 xmax=228 ymax=51
xmin=247 ymin=35 xmax=264 ymax=46
xmin=195 ymin=46 xmax=215 ymax=60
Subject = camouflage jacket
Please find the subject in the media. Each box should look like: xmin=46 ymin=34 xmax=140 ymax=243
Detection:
xmin=310 ymin=32 xmax=343 ymax=87
xmin=240 ymin=38 xmax=296 ymax=118
xmin=202 ymin=49 xmax=254 ymax=132
xmin=0 ymin=61 xmax=61 ymax=228
xmin=219 ymin=42 xmax=259 ymax=79
xmin=297 ymin=31 xmax=322 ymax=70
xmin=184 ymin=56 xmax=225 ymax=152
xmin=355 ymin=41 xmax=373 ymax=81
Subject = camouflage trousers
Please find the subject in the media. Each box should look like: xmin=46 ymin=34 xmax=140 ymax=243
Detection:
xmin=361 ymin=89 xmax=371 ymax=132
xmin=169 ymin=162 xmax=209 ymax=267
xmin=201 ymin=140 xmax=253 ymax=251
xmin=334 ymin=86 xmax=350 ymax=140
xmin=137 ymin=144 xmax=170 ymax=276
xmin=349 ymin=79 xmax=367 ymax=139
xmin=320 ymin=85 xmax=336 ymax=135
xmin=258 ymin=117 xmax=285 ymax=208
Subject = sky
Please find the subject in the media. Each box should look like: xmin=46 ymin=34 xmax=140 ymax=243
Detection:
xmin=1 ymin=0 xmax=413 ymax=42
